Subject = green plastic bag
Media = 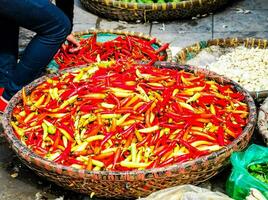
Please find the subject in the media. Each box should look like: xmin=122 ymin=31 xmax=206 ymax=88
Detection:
xmin=226 ymin=144 xmax=268 ymax=200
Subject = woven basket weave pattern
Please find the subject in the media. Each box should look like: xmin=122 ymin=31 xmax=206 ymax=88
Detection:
xmin=174 ymin=37 xmax=268 ymax=101
xmin=80 ymin=0 xmax=229 ymax=22
xmin=2 ymin=62 xmax=256 ymax=198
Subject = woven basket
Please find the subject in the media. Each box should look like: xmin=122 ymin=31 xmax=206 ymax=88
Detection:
xmin=79 ymin=0 xmax=229 ymax=22
xmin=48 ymin=29 xmax=172 ymax=72
xmin=2 ymin=62 xmax=256 ymax=199
xmin=174 ymin=37 xmax=268 ymax=101
xmin=257 ymin=97 xmax=268 ymax=146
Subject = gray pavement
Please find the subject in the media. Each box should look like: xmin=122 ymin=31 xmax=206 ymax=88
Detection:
xmin=71 ymin=0 xmax=268 ymax=55
xmin=1 ymin=0 xmax=268 ymax=199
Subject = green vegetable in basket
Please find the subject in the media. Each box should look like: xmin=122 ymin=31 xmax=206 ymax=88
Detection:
xmin=226 ymin=144 xmax=268 ymax=200
xmin=248 ymin=163 xmax=268 ymax=184
xmin=142 ymin=0 xmax=154 ymax=3
xmin=157 ymin=0 xmax=165 ymax=3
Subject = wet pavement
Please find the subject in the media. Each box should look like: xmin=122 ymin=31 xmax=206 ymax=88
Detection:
xmin=1 ymin=0 xmax=268 ymax=199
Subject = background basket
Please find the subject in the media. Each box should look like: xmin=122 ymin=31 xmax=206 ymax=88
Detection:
xmin=79 ymin=0 xmax=229 ymax=22
xmin=174 ymin=37 xmax=268 ymax=101
xmin=3 ymin=62 xmax=256 ymax=199
xmin=48 ymin=29 xmax=172 ymax=72
xmin=257 ymin=97 xmax=268 ymax=146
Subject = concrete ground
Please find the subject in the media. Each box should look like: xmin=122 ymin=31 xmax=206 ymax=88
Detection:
xmin=1 ymin=0 xmax=267 ymax=199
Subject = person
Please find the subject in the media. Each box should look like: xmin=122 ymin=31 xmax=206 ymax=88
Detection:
xmin=0 ymin=0 xmax=80 ymax=113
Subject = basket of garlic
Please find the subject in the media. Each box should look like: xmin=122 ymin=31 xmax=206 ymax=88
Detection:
xmin=174 ymin=37 xmax=268 ymax=101
xmin=258 ymin=97 xmax=268 ymax=146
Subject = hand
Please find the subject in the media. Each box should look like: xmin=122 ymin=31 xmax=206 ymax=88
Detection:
xmin=63 ymin=34 xmax=81 ymax=53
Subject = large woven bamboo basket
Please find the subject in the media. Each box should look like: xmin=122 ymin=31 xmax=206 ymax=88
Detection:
xmin=257 ymin=97 xmax=268 ymax=146
xmin=80 ymin=0 xmax=229 ymax=22
xmin=48 ymin=29 xmax=172 ymax=72
xmin=2 ymin=62 xmax=256 ymax=199
xmin=174 ymin=37 xmax=268 ymax=101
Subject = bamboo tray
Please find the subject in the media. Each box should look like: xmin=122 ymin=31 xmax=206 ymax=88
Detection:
xmin=80 ymin=0 xmax=229 ymax=22
xmin=174 ymin=37 xmax=268 ymax=102
xmin=2 ymin=62 xmax=256 ymax=199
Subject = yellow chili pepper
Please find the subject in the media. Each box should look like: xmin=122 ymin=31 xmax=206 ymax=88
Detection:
xmin=120 ymin=161 xmax=151 ymax=169
xmin=11 ymin=121 xmax=24 ymax=136
xmin=138 ymin=125 xmax=159 ymax=133
xmin=24 ymin=112 xmax=36 ymax=123
xmin=179 ymin=102 xmax=195 ymax=112
xmin=131 ymin=143 xmax=137 ymax=162
xmin=186 ymin=92 xmax=201 ymax=103
xmin=116 ymin=113 xmax=130 ymax=126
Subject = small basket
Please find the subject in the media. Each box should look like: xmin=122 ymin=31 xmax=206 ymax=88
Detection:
xmin=174 ymin=37 xmax=268 ymax=101
xmin=48 ymin=29 xmax=172 ymax=72
xmin=3 ymin=62 xmax=256 ymax=199
xmin=79 ymin=0 xmax=229 ymax=22
xmin=257 ymin=97 xmax=268 ymax=146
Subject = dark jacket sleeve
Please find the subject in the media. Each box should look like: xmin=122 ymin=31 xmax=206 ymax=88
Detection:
xmin=56 ymin=0 xmax=74 ymax=28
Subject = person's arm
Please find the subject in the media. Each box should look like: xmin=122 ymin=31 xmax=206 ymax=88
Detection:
xmin=65 ymin=34 xmax=81 ymax=53
xmin=55 ymin=0 xmax=80 ymax=52
xmin=56 ymin=0 xmax=74 ymax=27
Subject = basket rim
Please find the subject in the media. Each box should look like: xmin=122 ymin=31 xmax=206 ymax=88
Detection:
xmin=173 ymin=37 xmax=268 ymax=100
xmin=71 ymin=28 xmax=173 ymax=62
xmin=2 ymin=62 xmax=257 ymax=180
xmin=80 ymin=0 xmax=228 ymax=11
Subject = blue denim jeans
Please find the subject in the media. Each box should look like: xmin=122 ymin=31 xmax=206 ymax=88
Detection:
xmin=0 ymin=0 xmax=71 ymax=100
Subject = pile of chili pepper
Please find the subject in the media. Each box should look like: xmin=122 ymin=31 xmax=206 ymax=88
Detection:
xmin=11 ymin=61 xmax=249 ymax=171
xmin=54 ymin=34 xmax=169 ymax=70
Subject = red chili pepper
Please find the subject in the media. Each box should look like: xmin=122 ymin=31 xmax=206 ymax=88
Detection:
xmin=148 ymin=38 xmax=157 ymax=45
xmin=217 ymin=126 xmax=225 ymax=146
xmin=159 ymin=122 xmax=185 ymax=130
xmin=126 ymin=36 xmax=132 ymax=51
xmin=100 ymin=131 xmax=116 ymax=147
xmin=121 ymin=123 xmax=136 ymax=138
xmin=136 ymin=101 xmax=153 ymax=114
xmin=26 ymin=132 xmax=35 ymax=146
xmin=57 ymin=124 xmax=74 ymax=142
xmin=146 ymin=158 xmax=160 ymax=169
xmin=32 ymin=146 xmax=47 ymax=156
xmin=158 ymin=157 xmax=174 ymax=168
xmin=155 ymin=43 xmax=169 ymax=54
xmin=136 ymin=134 xmax=151 ymax=148
xmin=80 ymin=104 xmax=99 ymax=113
xmin=229 ymin=92 xmax=245 ymax=101
xmin=51 ymin=129 xmax=61 ymax=151
xmin=155 ymin=143 xmax=175 ymax=157
xmin=108 ymin=93 xmax=121 ymax=109
xmin=198 ymin=95 xmax=216 ymax=105
xmin=149 ymin=130 xmax=160 ymax=146
xmin=112 ymin=147 xmax=121 ymax=169
xmin=179 ymin=139 xmax=209 ymax=157
xmin=214 ymin=99 xmax=229 ymax=107
xmin=231 ymin=113 xmax=246 ymax=125
xmin=54 ymin=142 xmax=72 ymax=163
xmin=66 ymin=158 xmax=85 ymax=166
